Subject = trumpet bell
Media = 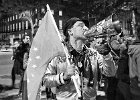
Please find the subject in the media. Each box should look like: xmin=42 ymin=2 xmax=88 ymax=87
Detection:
xmin=84 ymin=13 xmax=121 ymax=38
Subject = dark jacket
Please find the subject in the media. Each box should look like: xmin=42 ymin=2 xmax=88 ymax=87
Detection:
xmin=128 ymin=42 xmax=140 ymax=81
xmin=13 ymin=42 xmax=30 ymax=75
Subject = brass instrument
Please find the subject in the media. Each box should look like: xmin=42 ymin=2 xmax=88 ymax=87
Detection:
xmin=84 ymin=13 xmax=121 ymax=39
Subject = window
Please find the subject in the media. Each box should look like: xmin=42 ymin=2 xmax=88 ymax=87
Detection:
xmin=10 ymin=24 xmax=12 ymax=31
xmin=10 ymin=17 xmax=12 ymax=21
xmin=13 ymin=15 xmax=15 ymax=20
xmin=59 ymin=10 xmax=62 ymax=16
xmin=8 ymin=25 xmax=9 ymax=31
xmin=26 ymin=21 xmax=28 ymax=29
xmin=59 ymin=20 xmax=62 ymax=29
xmin=5 ymin=26 xmax=6 ymax=32
xmin=16 ymin=15 xmax=18 ymax=19
xmin=16 ymin=23 xmax=18 ymax=30
xmin=19 ymin=22 xmax=21 ymax=30
xmin=35 ymin=9 xmax=38 ymax=14
xmin=13 ymin=24 xmax=15 ymax=31
xmin=22 ymin=21 xmax=24 ymax=29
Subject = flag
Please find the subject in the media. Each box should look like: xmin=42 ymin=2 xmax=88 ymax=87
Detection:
xmin=27 ymin=4 xmax=65 ymax=100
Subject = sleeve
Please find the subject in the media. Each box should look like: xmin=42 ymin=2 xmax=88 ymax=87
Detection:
xmin=43 ymin=57 xmax=68 ymax=88
xmin=13 ymin=48 xmax=18 ymax=59
xmin=23 ymin=52 xmax=29 ymax=69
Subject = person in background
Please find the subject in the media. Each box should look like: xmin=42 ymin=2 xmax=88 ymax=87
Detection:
xmin=11 ymin=41 xmax=20 ymax=88
xmin=109 ymin=31 xmax=131 ymax=100
xmin=42 ymin=17 xmax=104 ymax=100
xmin=11 ymin=35 xmax=30 ymax=97
xmin=115 ymin=34 xmax=131 ymax=100
xmin=128 ymin=25 xmax=140 ymax=100
xmin=95 ymin=38 xmax=118 ymax=100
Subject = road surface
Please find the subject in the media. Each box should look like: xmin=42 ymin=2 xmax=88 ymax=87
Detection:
xmin=0 ymin=50 xmax=22 ymax=100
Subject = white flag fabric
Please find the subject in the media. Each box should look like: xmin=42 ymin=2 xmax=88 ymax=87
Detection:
xmin=27 ymin=4 xmax=64 ymax=100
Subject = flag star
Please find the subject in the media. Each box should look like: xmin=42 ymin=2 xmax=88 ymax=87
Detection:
xmin=31 ymin=73 xmax=35 ymax=77
xmin=35 ymin=56 xmax=41 ymax=59
xmin=33 ymin=47 xmax=38 ymax=51
xmin=27 ymin=62 xmax=29 ymax=66
xmin=28 ymin=93 xmax=31 ymax=98
xmin=32 ymin=65 xmax=37 ymax=68
xmin=28 ymin=58 xmax=32 ymax=62
xmin=27 ymin=78 xmax=30 ymax=83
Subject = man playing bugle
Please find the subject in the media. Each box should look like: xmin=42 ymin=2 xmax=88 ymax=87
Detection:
xmin=42 ymin=17 xmax=104 ymax=100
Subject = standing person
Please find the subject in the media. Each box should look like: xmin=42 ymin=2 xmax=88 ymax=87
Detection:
xmin=109 ymin=32 xmax=131 ymax=100
xmin=95 ymin=40 xmax=118 ymax=100
xmin=18 ymin=35 xmax=30 ymax=97
xmin=11 ymin=34 xmax=30 ymax=96
xmin=42 ymin=17 xmax=104 ymax=100
xmin=128 ymin=31 xmax=140 ymax=100
xmin=115 ymin=39 xmax=131 ymax=100
xmin=11 ymin=41 xmax=20 ymax=88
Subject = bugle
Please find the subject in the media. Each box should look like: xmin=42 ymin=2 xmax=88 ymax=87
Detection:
xmin=84 ymin=13 xmax=121 ymax=39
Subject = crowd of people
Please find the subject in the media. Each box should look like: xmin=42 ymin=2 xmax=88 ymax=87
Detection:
xmin=10 ymin=16 xmax=140 ymax=100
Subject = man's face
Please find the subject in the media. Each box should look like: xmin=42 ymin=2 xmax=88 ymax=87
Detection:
xmin=70 ymin=21 xmax=88 ymax=40
xmin=24 ymin=36 xmax=30 ymax=44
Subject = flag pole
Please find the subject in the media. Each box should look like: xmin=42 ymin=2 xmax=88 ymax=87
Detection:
xmin=46 ymin=4 xmax=82 ymax=99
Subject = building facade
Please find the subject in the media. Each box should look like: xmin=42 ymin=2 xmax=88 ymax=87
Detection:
xmin=0 ymin=3 xmax=66 ymax=47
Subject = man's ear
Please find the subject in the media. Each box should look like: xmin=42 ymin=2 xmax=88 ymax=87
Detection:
xmin=68 ymin=29 xmax=73 ymax=36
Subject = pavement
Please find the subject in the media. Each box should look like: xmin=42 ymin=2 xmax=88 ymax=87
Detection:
xmin=0 ymin=48 xmax=13 ymax=52
xmin=0 ymin=73 xmax=21 ymax=100
xmin=0 ymin=49 xmax=21 ymax=100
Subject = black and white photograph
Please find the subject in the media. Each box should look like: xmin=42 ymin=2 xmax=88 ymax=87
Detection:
xmin=0 ymin=0 xmax=140 ymax=100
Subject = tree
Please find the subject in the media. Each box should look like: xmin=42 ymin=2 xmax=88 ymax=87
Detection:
xmin=0 ymin=0 xmax=136 ymax=23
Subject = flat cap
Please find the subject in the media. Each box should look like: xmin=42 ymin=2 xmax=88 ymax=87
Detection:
xmin=63 ymin=17 xmax=89 ymax=41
